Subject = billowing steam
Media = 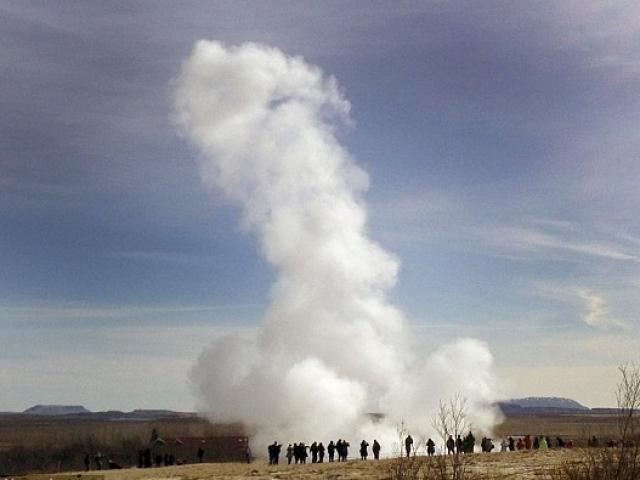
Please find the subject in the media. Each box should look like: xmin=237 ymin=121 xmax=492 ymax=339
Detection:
xmin=174 ymin=41 xmax=500 ymax=451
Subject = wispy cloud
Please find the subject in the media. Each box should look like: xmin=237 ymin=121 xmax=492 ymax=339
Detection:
xmin=577 ymin=289 xmax=608 ymax=327
xmin=576 ymin=289 xmax=626 ymax=328
xmin=490 ymin=226 xmax=639 ymax=263
xmin=531 ymin=281 xmax=625 ymax=329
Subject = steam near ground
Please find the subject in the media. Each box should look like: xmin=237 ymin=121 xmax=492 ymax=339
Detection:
xmin=174 ymin=40 xmax=501 ymax=452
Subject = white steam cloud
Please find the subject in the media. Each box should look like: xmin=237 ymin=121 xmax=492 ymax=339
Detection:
xmin=174 ymin=41 xmax=500 ymax=451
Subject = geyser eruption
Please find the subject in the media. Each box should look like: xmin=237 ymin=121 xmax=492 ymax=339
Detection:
xmin=174 ymin=40 xmax=500 ymax=449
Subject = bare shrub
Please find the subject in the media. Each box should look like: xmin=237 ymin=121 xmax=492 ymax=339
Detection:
xmin=549 ymin=363 xmax=640 ymax=480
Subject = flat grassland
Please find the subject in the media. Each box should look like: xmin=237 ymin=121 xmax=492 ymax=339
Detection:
xmin=3 ymin=411 xmax=632 ymax=479
xmin=16 ymin=449 xmax=590 ymax=480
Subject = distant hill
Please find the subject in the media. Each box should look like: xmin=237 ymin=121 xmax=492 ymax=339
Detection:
xmin=499 ymin=397 xmax=589 ymax=413
xmin=14 ymin=406 xmax=196 ymax=420
xmin=23 ymin=405 xmax=91 ymax=416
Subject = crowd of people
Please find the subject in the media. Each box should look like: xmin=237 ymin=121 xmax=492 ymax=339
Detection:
xmin=499 ymin=435 xmax=574 ymax=451
xmin=265 ymin=431 xmax=601 ymax=465
xmin=268 ymin=438 xmax=386 ymax=464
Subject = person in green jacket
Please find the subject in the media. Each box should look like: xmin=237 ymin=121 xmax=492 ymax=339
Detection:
xmin=538 ymin=436 xmax=548 ymax=449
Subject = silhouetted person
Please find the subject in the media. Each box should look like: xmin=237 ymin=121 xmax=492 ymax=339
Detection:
xmin=318 ymin=442 xmax=325 ymax=463
xmin=309 ymin=442 xmax=318 ymax=463
xmin=533 ymin=436 xmax=539 ymax=449
xmin=508 ymin=437 xmax=515 ymax=451
xmin=137 ymin=450 xmax=143 ymax=468
xmin=274 ymin=443 xmax=281 ymax=464
xmin=84 ymin=454 xmax=91 ymax=471
xmin=464 ymin=431 xmax=475 ymax=453
xmin=524 ymin=435 xmax=532 ymax=450
xmin=557 ymin=436 xmax=565 ymax=448
xmin=268 ymin=443 xmax=274 ymax=465
xmin=426 ymin=438 xmax=435 ymax=456
xmin=446 ymin=435 xmax=455 ymax=454
xmin=372 ymin=439 xmax=381 ymax=460
xmin=286 ymin=444 xmax=293 ymax=464
xmin=94 ymin=453 xmax=103 ymax=471
xmin=481 ymin=437 xmax=494 ymax=452
xmin=300 ymin=443 xmax=308 ymax=464
xmin=197 ymin=446 xmax=204 ymax=463
xmin=294 ymin=443 xmax=300 ymax=464
xmin=341 ymin=440 xmax=350 ymax=461
xmin=327 ymin=441 xmax=336 ymax=462
xmin=360 ymin=440 xmax=369 ymax=460
xmin=405 ymin=435 xmax=413 ymax=458
xmin=456 ymin=435 xmax=463 ymax=454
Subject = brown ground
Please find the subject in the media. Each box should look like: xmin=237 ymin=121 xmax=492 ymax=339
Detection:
xmin=2 ymin=411 xmax=630 ymax=478
xmin=18 ymin=449 xmax=588 ymax=480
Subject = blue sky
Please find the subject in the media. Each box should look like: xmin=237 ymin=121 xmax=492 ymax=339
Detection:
xmin=1 ymin=1 xmax=639 ymax=411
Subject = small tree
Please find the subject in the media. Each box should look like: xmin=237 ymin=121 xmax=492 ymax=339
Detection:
xmin=430 ymin=393 xmax=469 ymax=480
xmin=550 ymin=363 xmax=640 ymax=480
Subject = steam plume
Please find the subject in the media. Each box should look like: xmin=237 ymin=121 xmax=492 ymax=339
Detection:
xmin=174 ymin=41 xmax=500 ymax=449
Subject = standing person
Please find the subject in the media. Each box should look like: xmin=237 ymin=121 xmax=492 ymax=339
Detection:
xmin=197 ymin=446 xmax=205 ymax=463
xmin=446 ymin=435 xmax=455 ymax=455
xmin=426 ymin=438 xmax=435 ymax=456
xmin=405 ymin=435 xmax=413 ymax=458
xmin=293 ymin=443 xmax=301 ymax=464
xmin=335 ymin=440 xmax=343 ymax=462
xmin=372 ymin=439 xmax=381 ymax=460
xmin=524 ymin=435 xmax=532 ymax=450
xmin=359 ymin=440 xmax=369 ymax=460
xmin=268 ymin=443 xmax=274 ymax=465
xmin=464 ymin=431 xmax=475 ymax=453
xmin=456 ymin=435 xmax=463 ymax=454
xmin=508 ymin=437 xmax=515 ymax=451
xmin=327 ymin=441 xmax=336 ymax=462
xmin=310 ymin=442 xmax=318 ymax=463
xmin=300 ymin=443 xmax=308 ymax=464
xmin=286 ymin=444 xmax=294 ymax=465
xmin=274 ymin=443 xmax=282 ymax=464
xmin=539 ymin=436 xmax=548 ymax=449
xmin=318 ymin=442 xmax=325 ymax=463
xmin=84 ymin=454 xmax=91 ymax=471
xmin=500 ymin=438 xmax=508 ymax=452
xmin=341 ymin=440 xmax=350 ymax=461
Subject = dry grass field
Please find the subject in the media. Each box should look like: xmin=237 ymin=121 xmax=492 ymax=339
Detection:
xmin=10 ymin=449 xmax=593 ymax=480
xmin=2 ymin=411 xmax=634 ymax=478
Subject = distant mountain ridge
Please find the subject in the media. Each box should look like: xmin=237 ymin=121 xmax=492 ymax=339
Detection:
xmin=23 ymin=405 xmax=91 ymax=416
xmin=17 ymin=405 xmax=196 ymax=420
xmin=499 ymin=397 xmax=589 ymax=412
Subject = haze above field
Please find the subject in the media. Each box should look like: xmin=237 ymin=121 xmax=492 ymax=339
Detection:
xmin=7 ymin=397 xmax=593 ymax=416
xmin=1 ymin=2 xmax=639 ymax=412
